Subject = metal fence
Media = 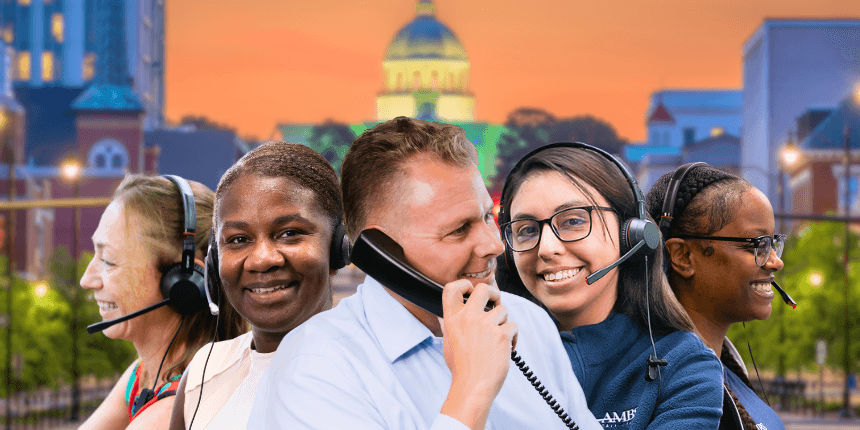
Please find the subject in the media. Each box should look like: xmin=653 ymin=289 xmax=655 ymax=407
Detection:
xmin=0 ymin=381 xmax=113 ymax=429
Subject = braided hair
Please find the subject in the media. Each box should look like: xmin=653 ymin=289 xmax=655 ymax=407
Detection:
xmin=645 ymin=165 xmax=751 ymax=239
xmin=721 ymin=347 xmax=759 ymax=430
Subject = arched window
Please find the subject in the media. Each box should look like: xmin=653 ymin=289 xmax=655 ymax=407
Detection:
xmin=431 ymin=71 xmax=438 ymax=89
xmin=413 ymin=71 xmax=421 ymax=89
xmin=87 ymin=138 xmax=129 ymax=172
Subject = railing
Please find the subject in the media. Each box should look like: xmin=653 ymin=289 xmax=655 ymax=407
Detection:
xmin=0 ymin=380 xmax=113 ymax=429
xmin=754 ymin=378 xmax=808 ymax=412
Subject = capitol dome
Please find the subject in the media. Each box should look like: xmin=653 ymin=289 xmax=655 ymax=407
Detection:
xmin=376 ymin=0 xmax=474 ymax=122
xmin=384 ymin=0 xmax=468 ymax=61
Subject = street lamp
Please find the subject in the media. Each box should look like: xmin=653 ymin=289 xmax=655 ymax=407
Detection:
xmin=60 ymin=158 xmax=82 ymax=422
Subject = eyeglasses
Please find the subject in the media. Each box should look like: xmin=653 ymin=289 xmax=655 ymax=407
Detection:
xmin=674 ymin=234 xmax=787 ymax=267
xmin=501 ymin=206 xmax=614 ymax=252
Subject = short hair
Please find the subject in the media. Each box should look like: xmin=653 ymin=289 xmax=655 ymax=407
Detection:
xmin=215 ymin=141 xmax=343 ymax=229
xmin=341 ymin=117 xmax=477 ymax=239
xmin=112 ymin=174 xmax=245 ymax=380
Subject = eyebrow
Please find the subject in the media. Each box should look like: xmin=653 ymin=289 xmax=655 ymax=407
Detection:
xmin=220 ymin=214 xmax=313 ymax=231
xmin=511 ymin=200 xmax=592 ymax=221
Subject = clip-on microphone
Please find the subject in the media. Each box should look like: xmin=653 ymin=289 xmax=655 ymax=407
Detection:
xmin=86 ymin=298 xmax=171 ymax=334
xmin=772 ymin=280 xmax=796 ymax=309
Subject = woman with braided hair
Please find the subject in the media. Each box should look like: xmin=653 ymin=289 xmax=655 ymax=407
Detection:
xmin=645 ymin=163 xmax=786 ymax=430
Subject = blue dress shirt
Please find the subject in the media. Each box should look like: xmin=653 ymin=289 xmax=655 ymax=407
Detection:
xmin=248 ymin=276 xmax=601 ymax=430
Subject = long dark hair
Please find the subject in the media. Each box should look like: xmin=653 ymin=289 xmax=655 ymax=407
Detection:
xmin=497 ymin=146 xmax=695 ymax=335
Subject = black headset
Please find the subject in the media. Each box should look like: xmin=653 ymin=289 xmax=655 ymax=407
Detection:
xmin=203 ymin=217 xmax=350 ymax=315
xmin=657 ymin=162 xmax=706 ymax=239
xmin=160 ymin=175 xmax=209 ymax=316
xmin=497 ymin=142 xmax=666 ymax=382
xmin=499 ymin=142 xmax=661 ymax=287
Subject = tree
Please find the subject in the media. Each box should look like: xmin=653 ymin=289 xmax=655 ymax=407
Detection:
xmin=490 ymin=108 xmax=629 ymax=194
xmin=305 ymin=121 xmax=356 ymax=174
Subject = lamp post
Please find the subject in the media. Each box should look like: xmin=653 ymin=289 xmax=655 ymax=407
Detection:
xmin=776 ymin=137 xmax=801 ymax=381
xmin=60 ymin=159 xmax=82 ymax=422
xmin=841 ymin=122 xmax=853 ymax=418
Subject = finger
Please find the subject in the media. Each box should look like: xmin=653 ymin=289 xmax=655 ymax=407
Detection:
xmin=442 ymin=279 xmax=475 ymax=316
xmin=464 ymin=283 xmax=492 ymax=312
xmin=485 ymin=283 xmax=502 ymax=307
xmin=484 ymin=304 xmax=508 ymax=326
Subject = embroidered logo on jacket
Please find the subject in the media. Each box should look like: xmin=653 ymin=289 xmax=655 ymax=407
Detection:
xmin=597 ymin=407 xmax=637 ymax=426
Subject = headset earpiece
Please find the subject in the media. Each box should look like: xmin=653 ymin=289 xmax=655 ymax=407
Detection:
xmin=204 ymin=233 xmax=221 ymax=315
xmin=621 ymin=217 xmax=661 ymax=257
xmin=329 ymin=222 xmax=350 ymax=270
xmin=160 ymin=175 xmax=209 ymax=316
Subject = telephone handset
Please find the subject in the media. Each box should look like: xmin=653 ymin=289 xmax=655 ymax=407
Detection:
xmin=351 ymin=228 xmax=580 ymax=430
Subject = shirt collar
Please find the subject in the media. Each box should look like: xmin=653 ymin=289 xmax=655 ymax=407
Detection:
xmin=362 ymin=276 xmax=436 ymax=363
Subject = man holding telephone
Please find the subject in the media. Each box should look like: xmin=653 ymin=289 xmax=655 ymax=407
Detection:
xmin=248 ymin=117 xmax=600 ymax=429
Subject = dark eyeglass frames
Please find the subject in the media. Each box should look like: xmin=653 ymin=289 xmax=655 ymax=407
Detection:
xmin=674 ymin=234 xmax=787 ymax=267
xmin=501 ymin=206 xmax=614 ymax=252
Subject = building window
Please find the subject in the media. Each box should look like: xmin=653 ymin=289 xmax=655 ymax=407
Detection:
xmin=3 ymin=25 xmax=12 ymax=44
xmin=710 ymin=127 xmax=725 ymax=137
xmin=41 ymin=51 xmax=53 ymax=82
xmin=841 ymin=176 xmax=859 ymax=215
xmin=18 ymin=0 xmax=30 ymax=5
xmin=431 ymin=71 xmax=438 ymax=89
xmin=16 ymin=51 xmax=30 ymax=81
xmin=51 ymin=13 xmax=63 ymax=43
xmin=83 ymin=52 xmax=95 ymax=81
xmin=111 ymin=154 xmax=123 ymax=169
xmin=413 ymin=71 xmax=421 ymax=89
xmin=88 ymin=139 xmax=129 ymax=171
xmin=683 ymin=127 xmax=696 ymax=146
xmin=95 ymin=154 xmax=106 ymax=168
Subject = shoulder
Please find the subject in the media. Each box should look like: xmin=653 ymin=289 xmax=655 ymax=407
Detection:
xmin=655 ymin=330 xmax=723 ymax=401
xmin=184 ymin=331 xmax=253 ymax=392
xmin=500 ymin=291 xmax=554 ymax=329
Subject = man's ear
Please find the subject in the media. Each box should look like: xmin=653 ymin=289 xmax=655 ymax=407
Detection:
xmin=664 ymin=238 xmax=694 ymax=279
xmin=194 ymin=257 xmax=206 ymax=269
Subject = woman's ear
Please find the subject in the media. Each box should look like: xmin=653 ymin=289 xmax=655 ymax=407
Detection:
xmin=664 ymin=238 xmax=694 ymax=278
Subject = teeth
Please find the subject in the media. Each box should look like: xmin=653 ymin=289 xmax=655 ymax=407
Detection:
xmin=250 ymin=285 xmax=289 ymax=294
xmin=464 ymin=268 xmax=492 ymax=279
xmin=752 ymin=282 xmax=773 ymax=293
xmin=542 ymin=268 xmax=581 ymax=282
xmin=96 ymin=301 xmax=118 ymax=311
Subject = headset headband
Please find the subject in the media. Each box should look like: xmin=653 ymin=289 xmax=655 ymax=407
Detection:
xmin=657 ymin=162 xmax=705 ymax=238
xmin=501 ymin=142 xmax=646 ymax=221
xmin=163 ymin=175 xmax=196 ymax=274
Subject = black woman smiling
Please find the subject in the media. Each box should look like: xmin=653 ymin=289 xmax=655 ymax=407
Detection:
xmin=646 ymin=163 xmax=787 ymax=430
xmin=169 ymin=141 xmax=346 ymax=430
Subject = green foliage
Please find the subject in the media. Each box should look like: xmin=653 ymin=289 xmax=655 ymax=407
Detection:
xmin=490 ymin=107 xmax=628 ymax=194
xmin=0 ymin=247 xmax=136 ymax=396
xmin=728 ymin=221 xmax=859 ymax=375
xmin=305 ymin=121 xmax=356 ymax=174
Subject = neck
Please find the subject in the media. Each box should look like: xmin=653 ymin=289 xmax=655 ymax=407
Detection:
xmin=385 ymin=287 xmax=443 ymax=336
xmin=251 ymin=329 xmax=287 ymax=354
xmin=680 ymin=301 xmax=729 ymax=355
xmin=132 ymin=314 xmax=185 ymax=389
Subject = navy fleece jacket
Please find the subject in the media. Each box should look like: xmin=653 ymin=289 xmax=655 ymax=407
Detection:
xmin=561 ymin=313 xmax=723 ymax=429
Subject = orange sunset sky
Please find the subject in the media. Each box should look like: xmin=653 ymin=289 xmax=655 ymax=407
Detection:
xmin=164 ymin=0 xmax=860 ymax=142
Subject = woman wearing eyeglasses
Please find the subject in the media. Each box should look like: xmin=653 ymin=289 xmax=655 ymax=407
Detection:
xmin=645 ymin=163 xmax=786 ymax=430
xmin=496 ymin=144 xmax=723 ymax=429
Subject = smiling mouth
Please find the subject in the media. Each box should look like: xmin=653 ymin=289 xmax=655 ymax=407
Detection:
xmin=541 ymin=268 xmax=582 ymax=282
xmin=96 ymin=301 xmax=118 ymax=311
xmin=751 ymin=281 xmax=774 ymax=298
xmin=463 ymin=267 xmax=492 ymax=279
xmin=248 ymin=283 xmax=295 ymax=294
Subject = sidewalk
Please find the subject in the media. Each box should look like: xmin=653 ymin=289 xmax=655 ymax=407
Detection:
xmin=781 ymin=412 xmax=860 ymax=429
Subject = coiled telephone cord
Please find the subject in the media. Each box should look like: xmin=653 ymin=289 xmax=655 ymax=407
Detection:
xmin=511 ymin=350 xmax=579 ymax=430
